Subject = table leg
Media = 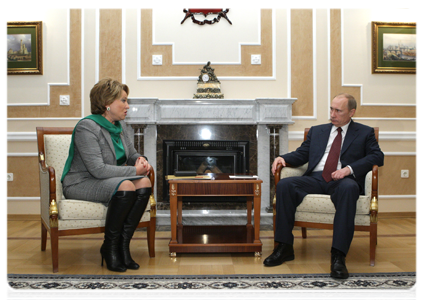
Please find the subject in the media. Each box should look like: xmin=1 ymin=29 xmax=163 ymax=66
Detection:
xmin=169 ymin=183 xmax=177 ymax=245
xmin=253 ymin=182 xmax=261 ymax=244
xmin=246 ymin=198 xmax=252 ymax=225
xmin=177 ymin=197 xmax=183 ymax=225
xmin=177 ymin=196 xmax=183 ymax=243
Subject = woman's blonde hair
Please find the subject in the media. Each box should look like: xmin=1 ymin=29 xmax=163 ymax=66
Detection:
xmin=90 ymin=78 xmax=129 ymax=114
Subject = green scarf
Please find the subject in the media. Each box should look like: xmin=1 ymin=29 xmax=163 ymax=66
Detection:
xmin=61 ymin=114 xmax=127 ymax=182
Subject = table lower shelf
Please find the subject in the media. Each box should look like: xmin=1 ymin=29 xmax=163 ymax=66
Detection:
xmin=169 ymin=225 xmax=262 ymax=254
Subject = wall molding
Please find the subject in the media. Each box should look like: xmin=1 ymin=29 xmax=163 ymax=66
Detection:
xmin=286 ymin=9 xmax=291 ymax=97
xmin=287 ymin=130 xmax=416 ymax=142
xmin=312 ymin=9 xmax=317 ymax=118
xmin=7 ymin=130 xmax=416 ymax=144
xmin=328 ymin=9 xmax=415 ymax=121
xmin=340 ymin=9 xmax=416 ymax=108
xmin=7 ymin=9 xmax=85 ymax=119
xmin=151 ymin=10 xmax=262 ymax=66
xmin=8 ymin=197 xmax=40 ymax=201
xmin=7 ymin=153 xmax=38 ymax=157
xmin=7 ymin=9 xmax=71 ymax=108
xmin=379 ymin=195 xmax=415 ymax=199
xmin=138 ymin=9 xmax=277 ymax=81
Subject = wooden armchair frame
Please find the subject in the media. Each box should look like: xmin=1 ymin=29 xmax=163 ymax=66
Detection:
xmin=37 ymin=127 xmax=156 ymax=273
xmin=273 ymin=127 xmax=379 ymax=266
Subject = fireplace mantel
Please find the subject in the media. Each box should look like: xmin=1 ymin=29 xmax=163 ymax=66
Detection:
xmin=125 ymin=97 xmax=296 ymax=226
xmin=125 ymin=98 xmax=296 ymax=125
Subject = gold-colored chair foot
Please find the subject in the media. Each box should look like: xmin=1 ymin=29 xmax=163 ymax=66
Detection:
xmin=255 ymin=252 xmax=262 ymax=257
xmin=169 ymin=252 xmax=176 ymax=257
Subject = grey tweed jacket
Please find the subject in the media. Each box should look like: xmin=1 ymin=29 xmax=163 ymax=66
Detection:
xmin=62 ymin=118 xmax=145 ymax=203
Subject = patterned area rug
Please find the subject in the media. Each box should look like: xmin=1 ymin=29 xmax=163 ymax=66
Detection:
xmin=8 ymin=272 xmax=415 ymax=290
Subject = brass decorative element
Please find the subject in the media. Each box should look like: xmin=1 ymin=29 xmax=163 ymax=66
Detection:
xmin=170 ymin=184 xmax=177 ymax=197
xmin=49 ymin=199 xmax=59 ymax=227
xmin=370 ymin=196 xmax=378 ymax=211
xmin=203 ymin=143 xmax=210 ymax=148
xmin=39 ymin=153 xmax=44 ymax=161
xmin=149 ymin=194 xmax=156 ymax=218
xmin=50 ymin=199 xmax=58 ymax=215
xmin=255 ymin=183 xmax=260 ymax=196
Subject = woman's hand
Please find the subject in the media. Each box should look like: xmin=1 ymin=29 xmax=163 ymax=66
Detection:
xmin=135 ymin=157 xmax=151 ymax=176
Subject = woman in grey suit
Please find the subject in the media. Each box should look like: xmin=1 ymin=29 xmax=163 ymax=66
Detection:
xmin=62 ymin=78 xmax=151 ymax=272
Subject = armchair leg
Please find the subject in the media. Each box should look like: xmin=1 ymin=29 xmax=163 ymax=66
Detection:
xmin=369 ymin=223 xmax=377 ymax=266
xmin=147 ymin=217 xmax=156 ymax=257
xmin=301 ymin=227 xmax=307 ymax=238
xmin=41 ymin=223 xmax=47 ymax=251
xmin=50 ymin=227 xmax=59 ymax=273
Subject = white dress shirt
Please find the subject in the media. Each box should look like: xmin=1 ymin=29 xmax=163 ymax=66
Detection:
xmin=313 ymin=121 xmax=354 ymax=175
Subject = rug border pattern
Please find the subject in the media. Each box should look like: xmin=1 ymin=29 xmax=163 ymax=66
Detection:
xmin=7 ymin=272 xmax=416 ymax=290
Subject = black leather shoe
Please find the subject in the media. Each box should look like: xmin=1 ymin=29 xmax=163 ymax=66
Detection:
xmin=330 ymin=253 xmax=349 ymax=279
xmin=263 ymin=243 xmax=295 ymax=267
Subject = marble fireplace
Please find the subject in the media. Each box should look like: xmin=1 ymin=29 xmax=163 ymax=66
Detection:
xmin=125 ymin=98 xmax=296 ymax=226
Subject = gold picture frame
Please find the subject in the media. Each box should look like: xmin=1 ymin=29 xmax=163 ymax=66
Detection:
xmin=7 ymin=21 xmax=43 ymax=75
xmin=371 ymin=22 xmax=416 ymax=74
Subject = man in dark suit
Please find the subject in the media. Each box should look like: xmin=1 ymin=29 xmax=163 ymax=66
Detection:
xmin=264 ymin=93 xmax=384 ymax=279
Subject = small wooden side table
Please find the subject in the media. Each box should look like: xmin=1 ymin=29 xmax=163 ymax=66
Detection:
xmin=167 ymin=174 xmax=263 ymax=256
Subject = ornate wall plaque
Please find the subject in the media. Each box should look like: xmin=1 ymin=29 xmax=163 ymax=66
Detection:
xmin=181 ymin=9 xmax=232 ymax=25
xmin=193 ymin=62 xmax=224 ymax=99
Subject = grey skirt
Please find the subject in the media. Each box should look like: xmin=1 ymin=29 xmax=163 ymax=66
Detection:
xmin=62 ymin=175 xmax=146 ymax=206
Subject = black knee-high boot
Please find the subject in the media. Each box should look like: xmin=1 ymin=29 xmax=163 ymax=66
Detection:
xmin=100 ymin=191 xmax=137 ymax=272
xmin=119 ymin=187 xmax=151 ymax=270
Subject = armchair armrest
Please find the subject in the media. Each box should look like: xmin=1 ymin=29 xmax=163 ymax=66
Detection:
xmin=274 ymin=163 xmax=307 ymax=187
xmin=274 ymin=163 xmax=294 ymax=186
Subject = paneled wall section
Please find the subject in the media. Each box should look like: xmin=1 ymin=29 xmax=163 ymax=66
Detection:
xmin=7 ymin=9 xmax=416 ymax=214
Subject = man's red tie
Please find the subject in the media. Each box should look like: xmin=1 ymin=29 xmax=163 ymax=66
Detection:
xmin=322 ymin=127 xmax=342 ymax=182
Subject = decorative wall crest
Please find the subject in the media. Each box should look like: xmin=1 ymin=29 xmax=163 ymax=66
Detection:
xmin=181 ymin=9 xmax=232 ymax=25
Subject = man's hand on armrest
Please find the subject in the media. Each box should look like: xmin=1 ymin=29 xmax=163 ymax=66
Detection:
xmin=272 ymin=156 xmax=286 ymax=176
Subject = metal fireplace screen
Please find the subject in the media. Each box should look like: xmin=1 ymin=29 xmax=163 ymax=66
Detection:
xmin=163 ymin=140 xmax=250 ymax=202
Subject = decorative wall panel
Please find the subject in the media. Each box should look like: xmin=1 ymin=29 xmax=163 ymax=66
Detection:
xmin=7 ymin=9 xmax=82 ymax=119
xmin=140 ymin=9 xmax=273 ymax=78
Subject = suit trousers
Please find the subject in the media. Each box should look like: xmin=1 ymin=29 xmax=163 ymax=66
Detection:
xmin=274 ymin=171 xmax=360 ymax=255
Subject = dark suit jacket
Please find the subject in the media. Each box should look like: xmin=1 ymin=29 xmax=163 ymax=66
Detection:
xmin=281 ymin=120 xmax=384 ymax=191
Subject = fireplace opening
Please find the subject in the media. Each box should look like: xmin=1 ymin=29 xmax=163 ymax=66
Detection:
xmin=163 ymin=140 xmax=250 ymax=202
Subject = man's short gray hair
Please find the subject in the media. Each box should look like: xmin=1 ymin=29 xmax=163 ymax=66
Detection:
xmin=334 ymin=93 xmax=357 ymax=111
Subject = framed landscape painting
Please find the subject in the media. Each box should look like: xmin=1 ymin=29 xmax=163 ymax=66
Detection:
xmin=371 ymin=22 xmax=416 ymax=74
xmin=7 ymin=21 xmax=43 ymax=75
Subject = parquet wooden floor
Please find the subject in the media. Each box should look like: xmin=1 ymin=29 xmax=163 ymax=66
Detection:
xmin=7 ymin=214 xmax=416 ymax=275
